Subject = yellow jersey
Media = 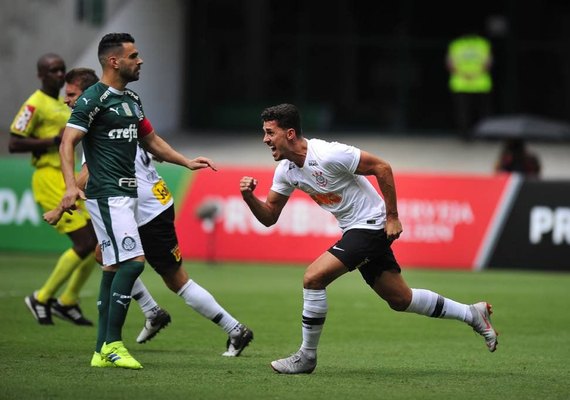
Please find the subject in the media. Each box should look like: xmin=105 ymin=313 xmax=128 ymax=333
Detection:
xmin=447 ymin=35 xmax=492 ymax=93
xmin=10 ymin=90 xmax=70 ymax=169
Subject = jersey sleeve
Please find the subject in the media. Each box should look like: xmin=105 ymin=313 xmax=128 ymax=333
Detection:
xmin=10 ymin=100 xmax=38 ymax=137
xmin=326 ymin=141 xmax=361 ymax=174
xmin=67 ymin=93 xmax=97 ymax=133
xmin=270 ymin=161 xmax=295 ymax=196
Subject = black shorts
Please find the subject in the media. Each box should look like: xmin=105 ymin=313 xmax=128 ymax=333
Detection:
xmin=138 ymin=205 xmax=182 ymax=276
xmin=328 ymin=228 xmax=401 ymax=287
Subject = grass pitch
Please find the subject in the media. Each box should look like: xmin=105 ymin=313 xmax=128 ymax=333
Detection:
xmin=0 ymin=252 xmax=568 ymax=400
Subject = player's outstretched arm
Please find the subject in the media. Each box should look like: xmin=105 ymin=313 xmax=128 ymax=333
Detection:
xmin=140 ymin=131 xmax=217 ymax=171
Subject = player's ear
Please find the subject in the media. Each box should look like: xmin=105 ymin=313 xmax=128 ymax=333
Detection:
xmin=108 ymin=55 xmax=119 ymax=70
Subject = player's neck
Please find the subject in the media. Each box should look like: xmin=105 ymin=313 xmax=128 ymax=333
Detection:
xmin=40 ymin=86 xmax=60 ymax=99
xmin=290 ymin=138 xmax=308 ymax=168
xmin=100 ymin=73 xmax=127 ymax=92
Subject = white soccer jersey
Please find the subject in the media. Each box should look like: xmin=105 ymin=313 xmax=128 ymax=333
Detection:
xmin=134 ymin=145 xmax=173 ymax=227
xmin=271 ymin=138 xmax=386 ymax=232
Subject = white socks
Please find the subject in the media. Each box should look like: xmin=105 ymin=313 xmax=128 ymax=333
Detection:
xmin=178 ymin=279 xmax=239 ymax=333
xmin=131 ymin=278 xmax=160 ymax=318
xmin=405 ymin=288 xmax=471 ymax=323
xmin=300 ymin=289 xmax=328 ymax=357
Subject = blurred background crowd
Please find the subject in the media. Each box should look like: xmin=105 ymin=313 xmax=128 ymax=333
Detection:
xmin=1 ymin=0 xmax=570 ymax=176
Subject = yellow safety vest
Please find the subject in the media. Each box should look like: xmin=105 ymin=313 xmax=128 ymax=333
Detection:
xmin=448 ymin=35 xmax=492 ymax=93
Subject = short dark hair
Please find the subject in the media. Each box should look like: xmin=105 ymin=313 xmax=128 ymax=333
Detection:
xmin=65 ymin=68 xmax=99 ymax=91
xmin=97 ymin=33 xmax=135 ymax=65
xmin=261 ymin=103 xmax=303 ymax=137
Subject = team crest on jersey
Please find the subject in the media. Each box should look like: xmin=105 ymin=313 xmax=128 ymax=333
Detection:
xmin=122 ymin=236 xmax=137 ymax=251
xmin=122 ymin=102 xmax=133 ymax=116
xmin=312 ymin=171 xmax=328 ymax=187
xmin=133 ymin=103 xmax=143 ymax=119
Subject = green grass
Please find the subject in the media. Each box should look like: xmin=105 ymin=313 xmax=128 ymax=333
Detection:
xmin=1 ymin=253 xmax=569 ymax=400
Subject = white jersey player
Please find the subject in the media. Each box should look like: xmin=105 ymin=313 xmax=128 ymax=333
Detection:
xmin=240 ymin=103 xmax=498 ymax=375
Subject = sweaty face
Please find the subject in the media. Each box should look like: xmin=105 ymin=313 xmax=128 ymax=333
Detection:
xmin=64 ymin=82 xmax=82 ymax=108
xmin=117 ymin=42 xmax=143 ymax=82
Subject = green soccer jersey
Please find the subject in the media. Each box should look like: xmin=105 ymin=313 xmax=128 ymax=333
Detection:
xmin=67 ymin=82 xmax=150 ymax=199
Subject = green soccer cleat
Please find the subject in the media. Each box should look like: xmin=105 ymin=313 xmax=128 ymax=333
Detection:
xmin=101 ymin=341 xmax=143 ymax=369
xmin=90 ymin=351 xmax=116 ymax=368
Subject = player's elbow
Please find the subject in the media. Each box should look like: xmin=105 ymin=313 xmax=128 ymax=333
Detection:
xmin=374 ymin=159 xmax=393 ymax=180
xmin=259 ymin=216 xmax=277 ymax=227
xmin=260 ymin=210 xmax=281 ymax=227
xmin=8 ymin=136 xmax=20 ymax=153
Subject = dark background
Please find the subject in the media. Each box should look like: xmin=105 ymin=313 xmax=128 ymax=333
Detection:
xmin=181 ymin=0 xmax=570 ymax=134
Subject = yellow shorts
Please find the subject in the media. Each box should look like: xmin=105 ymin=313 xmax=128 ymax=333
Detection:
xmin=32 ymin=166 xmax=90 ymax=234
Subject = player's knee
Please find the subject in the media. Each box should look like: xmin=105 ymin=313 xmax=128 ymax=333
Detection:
xmin=75 ymin=241 xmax=97 ymax=259
xmin=162 ymin=276 xmax=183 ymax=293
xmin=303 ymin=271 xmax=326 ymax=290
xmin=161 ymin=266 xmax=188 ymax=293
xmin=388 ymin=299 xmax=409 ymax=312
xmin=384 ymin=292 xmax=412 ymax=312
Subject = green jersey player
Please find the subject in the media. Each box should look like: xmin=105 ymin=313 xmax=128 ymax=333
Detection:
xmin=60 ymin=33 xmax=216 ymax=370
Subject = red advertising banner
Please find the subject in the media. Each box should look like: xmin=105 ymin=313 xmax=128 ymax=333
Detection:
xmin=176 ymin=167 xmax=510 ymax=270
xmin=391 ymin=173 xmax=510 ymax=269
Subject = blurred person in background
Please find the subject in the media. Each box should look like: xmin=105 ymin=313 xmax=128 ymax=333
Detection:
xmin=495 ymin=138 xmax=541 ymax=178
xmin=240 ymin=103 xmax=498 ymax=375
xmin=46 ymin=66 xmax=253 ymax=359
xmin=9 ymin=54 xmax=96 ymax=326
xmin=446 ymin=33 xmax=493 ymax=140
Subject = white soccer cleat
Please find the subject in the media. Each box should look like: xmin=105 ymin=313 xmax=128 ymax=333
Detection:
xmin=270 ymin=350 xmax=317 ymax=374
xmin=222 ymin=324 xmax=254 ymax=357
xmin=469 ymin=302 xmax=498 ymax=352
xmin=136 ymin=309 xmax=171 ymax=344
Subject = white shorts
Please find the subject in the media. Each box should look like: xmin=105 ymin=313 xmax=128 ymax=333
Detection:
xmin=86 ymin=196 xmax=145 ymax=266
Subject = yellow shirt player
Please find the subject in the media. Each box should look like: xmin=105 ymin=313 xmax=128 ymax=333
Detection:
xmin=9 ymin=53 xmax=97 ymax=326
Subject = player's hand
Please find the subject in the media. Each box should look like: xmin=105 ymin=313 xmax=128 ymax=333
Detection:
xmin=188 ymin=156 xmax=217 ymax=171
xmin=43 ymin=205 xmax=75 ymax=225
xmin=61 ymin=186 xmax=85 ymax=211
xmin=385 ymin=215 xmax=403 ymax=243
xmin=43 ymin=208 xmax=64 ymax=225
xmin=239 ymin=176 xmax=258 ymax=197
